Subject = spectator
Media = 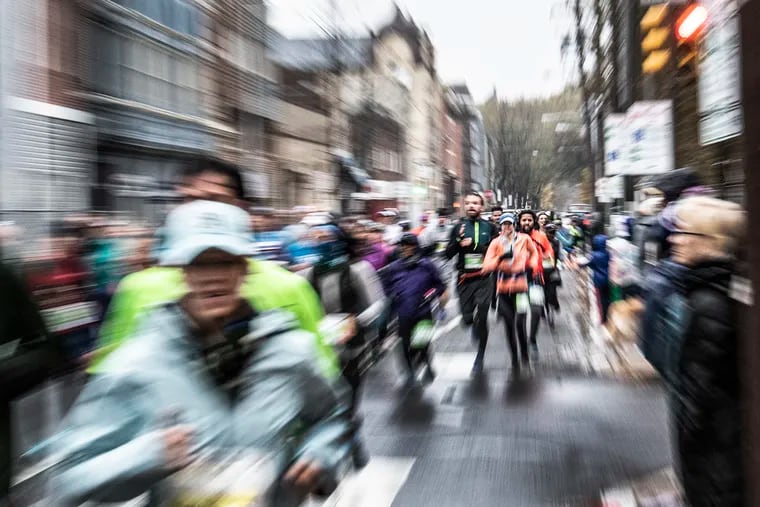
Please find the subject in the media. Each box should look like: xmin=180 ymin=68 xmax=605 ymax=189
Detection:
xmin=649 ymin=196 xmax=746 ymax=507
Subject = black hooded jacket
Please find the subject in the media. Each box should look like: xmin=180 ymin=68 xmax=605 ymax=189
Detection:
xmin=667 ymin=262 xmax=744 ymax=506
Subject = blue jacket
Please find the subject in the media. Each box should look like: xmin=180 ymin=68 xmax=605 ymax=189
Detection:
xmin=49 ymin=305 xmax=351 ymax=506
xmin=588 ymin=235 xmax=610 ymax=288
xmin=639 ymin=259 xmax=689 ymax=380
xmin=381 ymin=256 xmax=446 ymax=322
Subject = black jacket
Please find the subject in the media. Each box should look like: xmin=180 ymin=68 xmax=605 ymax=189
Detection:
xmin=445 ymin=217 xmax=496 ymax=275
xmin=669 ymin=262 xmax=743 ymax=507
xmin=0 ymin=263 xmax=62 ymax=497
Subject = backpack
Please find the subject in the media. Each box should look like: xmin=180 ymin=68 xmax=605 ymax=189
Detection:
xmin=308 ymin=263 xmax=361 ymax=316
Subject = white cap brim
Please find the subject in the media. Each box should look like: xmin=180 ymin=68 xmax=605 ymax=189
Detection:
xmin=159 ymin=234 xmax=253 ymax=266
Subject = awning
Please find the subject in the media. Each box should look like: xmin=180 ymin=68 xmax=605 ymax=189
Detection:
xmin=335 ymin=154 xmax=369 ymax=187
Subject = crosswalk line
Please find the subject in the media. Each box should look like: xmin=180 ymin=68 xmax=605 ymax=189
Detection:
xmin=309 ymin=457 xmax=416 ymax=507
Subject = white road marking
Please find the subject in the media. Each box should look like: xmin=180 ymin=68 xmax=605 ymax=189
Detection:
xmin=309 ymin=457 xmax=416 ymax=507
xmin=432 ymin=353 xmax=478 ymax=382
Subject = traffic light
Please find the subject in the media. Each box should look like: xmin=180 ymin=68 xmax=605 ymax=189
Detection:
xmin=641 ymin=4 xmax=671 ymax=74
xmin=674 ymin=3 xmax=707 ymax=80
xmin=675 ymin=4 xmax=708 ymax=43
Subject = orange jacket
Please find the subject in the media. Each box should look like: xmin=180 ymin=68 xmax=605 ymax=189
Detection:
xmin=529 ymin=230 xmax=555 ymax=274
xmin=482 ymin=232 xmax=539 ymax=294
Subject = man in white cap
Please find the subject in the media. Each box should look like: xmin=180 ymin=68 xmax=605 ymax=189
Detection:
xmin=50 ymin=200 xmax=352 ymax=507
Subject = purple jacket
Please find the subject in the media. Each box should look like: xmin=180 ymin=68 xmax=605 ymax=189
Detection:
xmin=363 ymin=242 xmax=391 ymax=271
xmin=381 ymin=256 xmax=446 ymax=322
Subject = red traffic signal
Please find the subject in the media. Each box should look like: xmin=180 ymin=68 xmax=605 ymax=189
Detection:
xmin=676 ymin=4 xmax=708 ymax=42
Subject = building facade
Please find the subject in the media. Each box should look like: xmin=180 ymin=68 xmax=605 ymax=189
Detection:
xmin=0 ymin=0 xmax=95 ymax=239
xmin=211 ymin=0 xmax=282 ymax=206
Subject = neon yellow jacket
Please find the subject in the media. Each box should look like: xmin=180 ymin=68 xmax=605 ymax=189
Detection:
xmin=88 ymin=259 xmax=338 ymax=378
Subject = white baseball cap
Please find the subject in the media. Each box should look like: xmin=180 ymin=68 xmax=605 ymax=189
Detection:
xmin=160 ymin=200 xmax=252 ymax=266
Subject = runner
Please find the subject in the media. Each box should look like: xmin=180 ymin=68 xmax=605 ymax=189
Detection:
xmin=517 ymin=210 xmax=555 ymax=357
xmin=89 ymin=158 xmax=338 ymax=379
xmin=49 ymin=201 xmax=352 ymax=506
xmin=446 ymin=193 xmax=497 ymax=376
xmin=419 ymin=208 xmax=454 ymax=284
xmin=482 ymin=213 xmax=540 ymax=375
xmin=382 ymin=233 xmax=448 ymax=388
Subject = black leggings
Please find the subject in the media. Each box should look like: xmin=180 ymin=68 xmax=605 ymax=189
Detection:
xmin=398 ymin=315 xmax=433 ymax=377
xmin=498 ymin=294 xmax=530 ymax=365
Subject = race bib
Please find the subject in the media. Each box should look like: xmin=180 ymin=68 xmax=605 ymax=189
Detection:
xmin=516 ymin=293 xmax=530 ymax=314
xmin=168 ymin=450 xmax=276 ymax=507
xmin=464 ymin=253 xmax=484 ymax=270
xmin=542 ymin=259 xmax=554 ymax=270
xmin=40 ymin=302 xmax=97 ymax=334
xmin=435 ymin=241 xmax=447 ymax=254
xmin=411 ymin=320 xmax=436 ymax=348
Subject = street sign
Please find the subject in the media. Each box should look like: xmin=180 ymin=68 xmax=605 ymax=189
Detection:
xmin=698 ymin=0 xmax=743 ymax=145
xmin=603 ymin=101 xmax=675 ymax=176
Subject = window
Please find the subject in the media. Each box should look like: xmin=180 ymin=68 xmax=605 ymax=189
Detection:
xmin=373 ymin=148 xmax=401 ymax=173
xmin=91 ymin=24 xmax=201 ymax=116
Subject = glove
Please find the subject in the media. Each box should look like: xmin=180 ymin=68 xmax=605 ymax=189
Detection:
xmin=499 ymin=249 xmax=513 ymax=261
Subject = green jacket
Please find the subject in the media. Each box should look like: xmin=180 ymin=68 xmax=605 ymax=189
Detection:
xmin=88 ymin=259 xmax=338 ymax=378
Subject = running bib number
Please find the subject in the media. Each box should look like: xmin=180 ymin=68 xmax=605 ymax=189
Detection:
xmin=170 ymin=492 xmax=258 ymax=507
xmin=168 ymin=451 xmax=275 ymax=507
xmin=464 ymin=254 xmax=484 ymax=270
xmin=542 ymin=259 xmax=554 ymax=270
xmin=436 ymin=241 xmax=448 ymax=254
xmin=411 ymin=320 xmax=436 ymax=349
xmin=516 ymin=294 xmax=530 ymax=314
xmin=40 ymin=302 xmax=97 ymax=334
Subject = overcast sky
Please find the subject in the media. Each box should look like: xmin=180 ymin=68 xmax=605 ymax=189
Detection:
xmin=267 ymin=0 xmax=578 ymax=103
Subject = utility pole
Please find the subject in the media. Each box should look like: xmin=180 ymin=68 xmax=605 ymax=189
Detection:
xmin=571 ymin=0 xmax=597 ymax=210
xmin=326 ymin=0 xmax=347 ymax=213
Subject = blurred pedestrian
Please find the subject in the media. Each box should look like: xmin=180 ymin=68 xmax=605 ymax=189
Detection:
xmin=381 ymin=233 xmax=448 ymax=388
xmin=298 ymin=224 xmax=386 ymax=468
xmin=542 ymin=224 xmax=562 ymax=312
xmin=573 ymin=234 xmax=611 ymax=324
xmin=490 ymin=206 xmax=504 ymax=231
xmin=648 ymin=196 xmax=746 ymax=507
xmin=50 ymin=200 xmax=352 ymax=506
xmin=642 ymin=168 xmax=703 ymax=268
xmin=411 ymin=214 xmax=429 ymax=236
xmin=0 ymin=261 xmax=63 ymax=503
xmin=607 ymin=218 xmax=641 ymax=301
xmin=362 ymin=223 xmax=392 ymax=272
xmin=378 ymin=210 xmax=403 ymax=246
xmin=537 ymin=212 xmax=550 ymax=233
xmin=419 ymin=208 xmax=454 ymax=283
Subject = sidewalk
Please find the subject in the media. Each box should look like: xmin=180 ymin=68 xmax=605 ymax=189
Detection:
xmin=601 ymin=468 xmax=683 ymax=507
xmin=579 ymin=272 xmax=659 ymax=382
xmin=580 ymin=277 xmax=682 ymax=507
